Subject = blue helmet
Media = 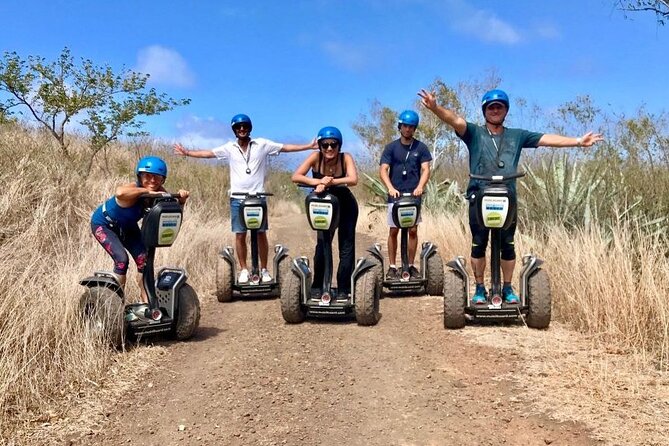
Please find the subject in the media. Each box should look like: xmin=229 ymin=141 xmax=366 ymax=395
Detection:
xmin=231 ymin=113 xmax=252 ymax=131
xmin=398 ymin=110 xmax=420 ymax=128
xmin=481 ymin=89 xmax=509 ymax=113
xmin=317 ymin=126 xmax=343 ymax=146
xmin=136 ymin=156 xmax=167 ymax=178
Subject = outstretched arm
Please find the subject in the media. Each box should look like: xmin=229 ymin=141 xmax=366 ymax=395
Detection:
xmin=418 ymin=89 xmax=467 ymax=137
xmin=538 ymin=131 xmax=604 ymax=148
xmin=281 ymin=138 xmax=319 ymax=153
xmin=291 ymin=152 xmax=321 ymax=187
xmin=174 ymin=143 xmax=216 ymax=158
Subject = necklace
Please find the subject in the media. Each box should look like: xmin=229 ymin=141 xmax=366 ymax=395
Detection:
xmin=237 ymin=141 xmax=252 ymax=174
xmin=486 ymin=127 xmax=506 ymax=169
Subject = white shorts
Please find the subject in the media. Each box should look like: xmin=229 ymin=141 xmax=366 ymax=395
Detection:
xmin=387 ymin=202 xmax=422 ymax=228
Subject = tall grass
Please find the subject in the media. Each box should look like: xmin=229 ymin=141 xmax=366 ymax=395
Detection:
xmin=0 ymin=125 xmax=228 ymax=441
xmin=422 ymin=208 xmax=669 ymax=369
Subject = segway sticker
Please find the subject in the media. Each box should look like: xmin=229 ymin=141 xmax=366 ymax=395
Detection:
xmin=481 ymin=196 xmax=509 ymax=229
xmin=309 ymin=203 xmax=333 ymax=230
xmin=158 ymin=213 xmax=182 ymax=245
xmin=243 ymin=206 xmax=264 ymax=230
xmin=398 ymin=207 xmax=418 ymax=228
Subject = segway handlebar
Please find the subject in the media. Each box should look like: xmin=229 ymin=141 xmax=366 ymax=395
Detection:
xmin=469 ymin=171 xmax=526 ymax=182
xmin=295 ymin=183 xmax=349 ymax=190
xmin=230 ymin=191 xmax=274 ymax=198
xmin=138 ymin=192 xmax=183 ymax=199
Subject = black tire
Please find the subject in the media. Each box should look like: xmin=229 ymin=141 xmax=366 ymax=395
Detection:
xmin=79 ymin=287 xmax=125 ymax=349
xmin=443 ymin=269 xmax=467 ymax=329
xmin=174 ymin=284 xmax=201 ymax=340
xmin=216 ymin=256 xmax=234 ymax=303
xmin=279 ymin=257 xmax=305 ymax=323
xmin=526 ymin=269 xmax=551 ymax=329
xmin=354 ymin=262 xmax=382 ymax=326
xmin=425 ymin=251 xmax=445 ymax=296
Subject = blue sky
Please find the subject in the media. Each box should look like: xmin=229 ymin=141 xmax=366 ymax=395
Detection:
xmin=1 ymin=0 xmax=667 ymax=153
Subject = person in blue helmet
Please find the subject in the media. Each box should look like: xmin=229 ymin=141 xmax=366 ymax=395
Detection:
xmin=419 ymin=88 xmax=604 ymax=304
xmin=379 ymin=110 xmax=432 ymax=280
xmin=291 ymin=126 xmax=359 ymax=298
xmin=90 ymin=156 xmax=189 ymax=308
xmin=174 ymin=114 xmax=317 ymax=284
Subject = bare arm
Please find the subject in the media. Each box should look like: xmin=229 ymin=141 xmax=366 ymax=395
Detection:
xmin=291 ymin=152 xmax=321 ymax=187
xmin=413 ymin=161 xmax=431 ymax=197
xmin=379 ymin=163 xmax=400 ymax=198
xmin=174 ymin=143 xmax=216 ymax=158
xmin=115 ymin=183 xmax=162 ymax=207
xmin=332 ymin=154 xmax=358 ymax=187
xmin=281 ymin=138 xmax=318 ymax=153
xmin=418 ymin=89 xmax=467 ymax=137
xmin=538 ymin=131 xmax=604 ymax=148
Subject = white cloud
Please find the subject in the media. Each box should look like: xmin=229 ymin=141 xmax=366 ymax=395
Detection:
xmin=174 ymin=115 xmax=234 ymax=148
xmin=322 ymin=41 xmax=374 ymax=72
xmin=453 ymin=9 xmax=522 ymax=44
xmin=135 ymin=45 xmax=195 ymax=88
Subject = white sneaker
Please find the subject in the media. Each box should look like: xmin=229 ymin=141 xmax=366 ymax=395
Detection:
xmin=261 ymin=268 xmax=272 ymax=283
xmin=238 ymin=269 xmax=249 ymax=283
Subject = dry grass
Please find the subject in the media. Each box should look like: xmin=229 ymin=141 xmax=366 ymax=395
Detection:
xmin=2 ymin=122 xmax=669 ymax=444
xmin=0 ymin=125 xmax=227 ymax=443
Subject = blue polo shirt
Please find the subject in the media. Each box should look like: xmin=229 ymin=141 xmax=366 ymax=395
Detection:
xmin=459 ymin=122 xmax=543 ymax=197
xmin=380 ymin=138 xmax=432 ymax=202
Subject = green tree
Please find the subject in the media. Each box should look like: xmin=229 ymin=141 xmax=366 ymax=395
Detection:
xmin=351 ymin=99 xmax=397 ymax=168
xmin=0 ymin=47 xmax=190 ymax=175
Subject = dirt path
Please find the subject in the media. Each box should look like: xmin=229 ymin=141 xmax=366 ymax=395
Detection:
xmin=74 ymin=209 xmax=597 ymax=446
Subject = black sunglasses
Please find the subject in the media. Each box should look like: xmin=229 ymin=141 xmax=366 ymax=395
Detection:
xmin=320 ymin=142 xmax=339 ymax=150
xmin=233 ymin=123 xmax=250 ymax=130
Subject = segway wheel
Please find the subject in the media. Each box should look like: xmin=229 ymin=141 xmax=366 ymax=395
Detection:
xmin=79 ymin=287 xmax=125 ymax=349
xmin=526 ymin=269 xmax=551 ymax=329
xmin=425 ymin=251 xmax=445 ymax=296
xmin=354 ymin=261 xmax=382 ymax=326
xmin=443 ymin=269 xmax=466 ymax=329
xmin=174 ymin=284 xmax=201 ymax=340
xmin=279 ymin=257 xmax=305 ymax=323
xmin=216 ymin=256 xmax=234 ymax=303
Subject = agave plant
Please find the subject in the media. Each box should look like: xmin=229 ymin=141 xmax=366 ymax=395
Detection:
xmin=361 ymin=172 xmax=465 ymax=213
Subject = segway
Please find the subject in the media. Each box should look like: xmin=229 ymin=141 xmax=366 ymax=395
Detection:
xmin=280 ymin=186 xmax=382 ymax=326
xmin=216 ymin=192 xmax=289 ymax=302
xmin=79 ymin=194 xmax=201 ymax=348
xmin=367 ymin=193 xmax=444 ymax=295
xmin=443 ymin=172 xmax=551 ymax=329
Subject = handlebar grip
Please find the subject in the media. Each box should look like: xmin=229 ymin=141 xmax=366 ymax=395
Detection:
xmin=469 ymin=171 xmax=526 ymax=181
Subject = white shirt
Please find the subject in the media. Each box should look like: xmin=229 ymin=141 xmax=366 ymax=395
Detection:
xmin=211 ymin=138 xmax=283 ymax=197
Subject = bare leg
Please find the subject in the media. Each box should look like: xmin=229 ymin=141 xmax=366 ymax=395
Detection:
xmin=471 ymin=257 xmax=486 ymax=284
xmin=387 ymin=227 xmax=399 ymax=265
xmin=235 ymin=232 xmax=248 ymax=270
xmin=408 ymin=226 xmax=418 ymax=264
xmin=501 ymin=259 xmax=516 ymax=284
xmin=136 ymin=272 xmax=148 ymax=303
xmin=258 ymin=231 xmax=269 ymax=269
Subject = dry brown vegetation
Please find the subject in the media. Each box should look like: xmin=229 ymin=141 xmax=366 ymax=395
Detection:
xmin=2 ymin=123 xmax=668 ymax=444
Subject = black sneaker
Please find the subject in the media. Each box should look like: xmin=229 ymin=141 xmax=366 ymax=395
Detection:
xmin=386 ymin=266 xmax=399 ymax=280
xmin=409 ymin=265 xmax=421 ymax=279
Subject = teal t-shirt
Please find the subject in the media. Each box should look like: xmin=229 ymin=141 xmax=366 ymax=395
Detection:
xmin=459 ymin=121 xmax=543 ymax=196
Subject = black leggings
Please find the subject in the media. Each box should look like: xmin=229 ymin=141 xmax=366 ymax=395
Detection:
xmin=469 ymin=202 xmax=517 ymax=260
xmin=312 ymin=192 xmax=359 ymax=294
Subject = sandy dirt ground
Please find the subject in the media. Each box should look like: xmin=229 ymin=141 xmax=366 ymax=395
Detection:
xmin=40 ymin=207 xmax=603 ymax=446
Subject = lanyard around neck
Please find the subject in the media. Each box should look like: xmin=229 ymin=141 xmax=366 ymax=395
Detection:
xmin=237 ymin=141 xmax=252 ymax=173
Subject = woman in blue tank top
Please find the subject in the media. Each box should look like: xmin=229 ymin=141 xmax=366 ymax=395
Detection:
xmin=291 ymin=127 xmax=359 ymax=297
xmin=90 ymin=156 xmax=189 ymax=303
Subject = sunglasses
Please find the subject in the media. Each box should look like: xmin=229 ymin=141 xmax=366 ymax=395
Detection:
xmin=320 ymin=142 xmax=339 ymax=150
xmin=233 ymin=123 xmax=250 ymax=130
